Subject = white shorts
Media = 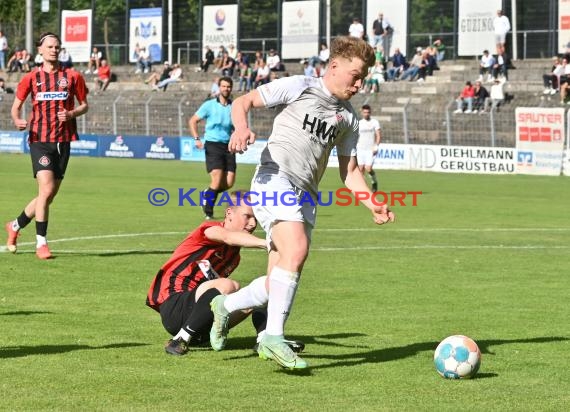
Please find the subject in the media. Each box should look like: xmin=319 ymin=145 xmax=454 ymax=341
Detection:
xmin=250 ymin=170 xmax=316 ymax=242
xmin=495 ymin=33 xmax=506 ymax=44
xmin=357 ymin=147 xmax=375 ymax=167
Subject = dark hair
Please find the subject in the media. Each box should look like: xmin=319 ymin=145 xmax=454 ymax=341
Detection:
xmin=361 ymin=104 xmax=371 ymax=111
xmin=37 ymin=32 xmax=61 ymax=47
xmin=218 ymin=76 xmax=233 ymax=87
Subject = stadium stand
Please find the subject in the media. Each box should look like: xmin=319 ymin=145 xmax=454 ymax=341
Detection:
xmin=0 ymin=58 xmax=560 ymax=147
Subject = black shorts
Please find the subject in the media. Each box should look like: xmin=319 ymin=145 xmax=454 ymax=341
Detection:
xmin=30 ymin=142 xmax=71 ymax=179
xmin=205 ymin=141 xmax=236 ymax=173
xmin=159 ymin=291 xmax=198 ymax=336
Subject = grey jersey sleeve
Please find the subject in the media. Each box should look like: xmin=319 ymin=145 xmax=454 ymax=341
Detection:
xmin=257 ymin=75 xmax=321 ymax=108
xmin=335 ymin=108 xmax=359 ymax=157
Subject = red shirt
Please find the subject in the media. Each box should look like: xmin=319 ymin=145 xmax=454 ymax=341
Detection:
xmin=146 ymin=221 xmax=242 ymax=311
xmin=98 ymin=65 xmax=111 ymax=80
xmin=16 ymin=66 xmax=88 ymax=143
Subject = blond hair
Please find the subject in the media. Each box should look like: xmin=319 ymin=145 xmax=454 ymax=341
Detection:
xmin=330 ymin=36 xmax=375 ymax=68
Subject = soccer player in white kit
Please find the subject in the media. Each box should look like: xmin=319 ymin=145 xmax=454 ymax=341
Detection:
xmin=209 ymin=36 xmax=395 ymax=369
xmin=356 ymin=104 xmax=382 ymax=192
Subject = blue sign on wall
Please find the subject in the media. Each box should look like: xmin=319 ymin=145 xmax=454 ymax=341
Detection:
xmin=0 ymin=131 xmax=26 ymax=153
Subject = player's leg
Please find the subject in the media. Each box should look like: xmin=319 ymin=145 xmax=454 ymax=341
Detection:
xmin=251 ymin=307 xmax=305 ymax=354
xmin=365 ymin=163 xmax=378 ymax=192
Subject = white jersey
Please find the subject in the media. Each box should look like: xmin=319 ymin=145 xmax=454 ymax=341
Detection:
xmin=357 ymin=118 xmax=381 ymax=150
xmin=256 ymin=75 xmax=359 ymax=197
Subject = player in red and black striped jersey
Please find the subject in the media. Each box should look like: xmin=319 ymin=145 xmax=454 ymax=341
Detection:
xmin=147 ymin=192 xmax=271 ymax=356
xmin=5 ymin=32 xmax=88 ymax=259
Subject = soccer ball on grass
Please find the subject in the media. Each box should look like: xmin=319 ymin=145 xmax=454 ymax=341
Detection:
xmin=433 ymin=335 xmax=481 ymax=379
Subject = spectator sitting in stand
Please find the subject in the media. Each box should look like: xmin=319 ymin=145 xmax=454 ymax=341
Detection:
xmin=0 ymin=77 xmax=15 ymax=94
xmin=212 ymin=45 xmax=226 ymax=73
xmin=542 ymin=56 xmax=564 ymax=95
xmin=85 ymin=47 xmax=102 ymax=74
xmin=145 ymin=61 xmax=172 ymax=87
xmin=472 ymin=80 xmax=489 ymax=113
xmin=7 ymin=48 xmax=24 ymax=72
xmin=267 ymin=49 xmax=284 ymax=72
xmin=400 ymin=47 xmax=423 ymax=81
xmin=237 ymin=61 xmax=252 ymax=92
xmin=220 ymin=52 xmax=235 ymax=77
xmin=135 ymin=47 xmax=151 ymax=74
xmin=483 ymin=78 xmax=506 ymax=112
xmin=58 ymin=47 xmax=73 ymax=69
xmin=478 ymin=50 xmax=495 ymax=82
xmin=416 ymin=50 xmax=434 ymax=83
xmin=154 ymin=63 xmax=183 ymax=91
xmin=20 ymin=49 xmax=32 ymax=72
xmin=253 ymin=60 xmax=270 ymax=88
xmin=197 ymin=45 xmax=215 ymax=72
xmin=454 ymin=81 xmax=475 ymax=114
xmin=433 ymin=39 xmax=445 ymax=62
xmin=362 ymin=60 xmax=385 ymax=93
xmin=492 ymin=46 xmax=509 ymax=81
xmin=34 ymin=53 xmax=43 ymax=67
xmin=209 ymin=76 xmax=220 ymax=99
xmin=95 ymin=59 xmax=112 ymax=92
xmin=387 ymin=48 xmax=407 ymax=81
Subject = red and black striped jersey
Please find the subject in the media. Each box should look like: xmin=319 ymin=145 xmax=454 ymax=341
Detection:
xmin=16 ymin=66 xmax=88 ymax=143
xmin=146 ymin=221 xmax=242 ymax=311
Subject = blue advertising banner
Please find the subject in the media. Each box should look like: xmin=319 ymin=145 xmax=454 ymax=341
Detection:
xmin=179 ymin=137 xmax=267 ymax=164
xmin=0 ymin=131 xmax=26 ymax=153
xmin=70 ymin=135 xmax=99 ymax=156
xmin=99 ymin=135 xmax=179 ymax=160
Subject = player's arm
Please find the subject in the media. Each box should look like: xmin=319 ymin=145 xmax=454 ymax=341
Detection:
xmin=339 ymin=154 xmax=395 ymax=225
xmin=373 ymin=127 xmax=381 ymax=154
xmin=204 ymin=226 xmax=266 ymax=249
xmin=229 ymin=89 xmax=265 ymax=153
xmin=11 ymin=96 xmax=28 ymax=130
xmin=188 ymin=113 xmax=204 ymax=149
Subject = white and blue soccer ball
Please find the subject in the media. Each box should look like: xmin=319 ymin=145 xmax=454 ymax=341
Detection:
xmin=434 ymin=335 xmax=481 ymax=379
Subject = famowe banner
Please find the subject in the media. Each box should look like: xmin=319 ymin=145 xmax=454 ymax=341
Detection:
xmin=202 ymin=5 xmax=238 ymax=50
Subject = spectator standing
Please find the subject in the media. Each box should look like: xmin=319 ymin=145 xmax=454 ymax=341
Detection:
xmin=348 ymin=17 xmax=365 ymax=39
xmin=95 ymin=59 xmax=112 ymax=91
xmin=454 ymin=81 xmax=475 ymax=113
xmin=0 ymin=31 xmax=8 ymax=71
xmin=494 ymin=10 xmax=511 ymax=52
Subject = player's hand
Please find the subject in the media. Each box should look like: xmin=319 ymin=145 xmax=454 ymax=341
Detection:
xmin=195 ymin=139 xmax=204 ymax=150
xmin=229 ymin=128 xmax=256 ymax=154
xmin=372 ymin=203 xmax=395 ymax=225
xmin=14 ymin=119 xmax=28 ymax=130
xmin=57 ymin=110 xmax=73 ymax=122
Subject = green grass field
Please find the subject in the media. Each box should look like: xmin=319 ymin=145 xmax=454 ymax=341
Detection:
xmin=1 ymin=153 xmax=569 ymax=411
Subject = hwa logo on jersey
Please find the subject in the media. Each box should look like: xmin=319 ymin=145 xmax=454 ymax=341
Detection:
xmin=302 ymin=113 xmax=338 ymax=144
xmin=38 ymin=156 xmax=51 ymax=167
xmin=36 ymin=91 xmax=69 ymax=101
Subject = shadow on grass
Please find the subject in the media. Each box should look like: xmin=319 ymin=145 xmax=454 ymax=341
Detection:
xmin=0 ymin=342 xmax=149 ymax=359
xmin=0 ymin=311 xmax=54 ymax=316
xmin=306 ymin=336 xmax=570 ymax=371
xmin=222 ymin=332 xmax=368 ymax=352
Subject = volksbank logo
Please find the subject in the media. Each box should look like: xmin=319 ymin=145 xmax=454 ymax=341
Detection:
xmin=36 ymin=91 xmax=69 ymax=101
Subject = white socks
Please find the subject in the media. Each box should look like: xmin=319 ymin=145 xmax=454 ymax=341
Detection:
xmin=224 ymin=276 xmax=269 ymax=313
xmin=36 ymin=235 xmax=47 ymax=248
xmin=11 ymin=220 xmax=20 ymax=231
xmin=173 ymin=329 xmax=191 ymax=342
xmin=265 ymin=267 xmax=299 ymax=337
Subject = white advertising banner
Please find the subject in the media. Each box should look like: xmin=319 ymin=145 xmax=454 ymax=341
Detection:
xmin=61 ymin=9 xmax=92 ymax=62
xmin=563 ymin=149 xmax=570 ymax=176
xmin=458 ymin=0 xmax=501 ymax=56
xmin=560 ymin=0 xmax=570 ymax=53
xmin=129 ymin=8 xmax=163 ymax=63
xmin=282 ymin=1 xmax=320 ymax=59
xmin=515 ymin=108 xmax=565 ymax=176
xmin=328 ymin=143 xmax=516 ymax=174
xmin=366 ymin=0 xmax=408 ymax=56
xmin=202 ymin=5 xmax=238 ymax=50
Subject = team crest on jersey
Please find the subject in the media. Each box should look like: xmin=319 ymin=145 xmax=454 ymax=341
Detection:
xmin=38 ymin=156 xmax=51 ymax=167
xmin=57 ymin=77 xmax=69 ymax=89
